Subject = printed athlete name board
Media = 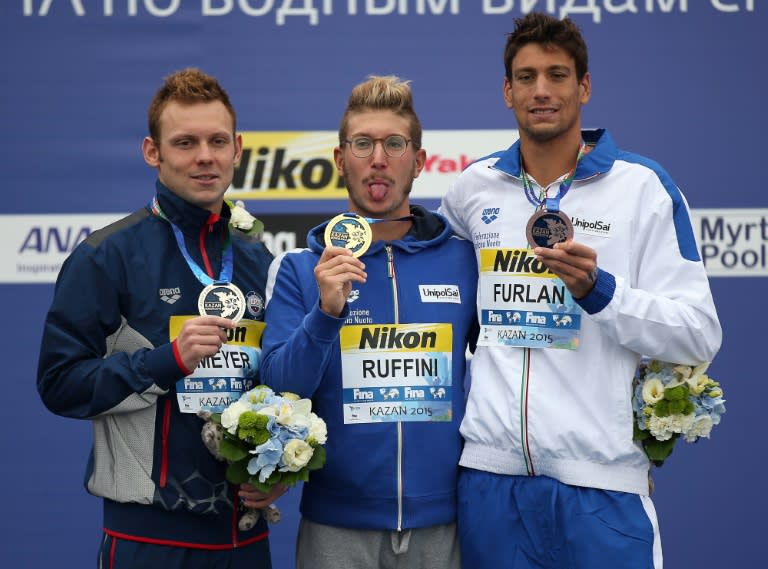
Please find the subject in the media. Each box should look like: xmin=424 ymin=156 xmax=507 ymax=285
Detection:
xmin=339 ymin=323 xmax=454 ymax=424
xmin=477 ymin=248 xmax=582 ymax=350
xmin=170 ymin=316 xmax=265 ymax=413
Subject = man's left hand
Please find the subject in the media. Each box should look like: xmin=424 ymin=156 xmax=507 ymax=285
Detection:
xmin=533 ymin=240 xmax=598 ymax=300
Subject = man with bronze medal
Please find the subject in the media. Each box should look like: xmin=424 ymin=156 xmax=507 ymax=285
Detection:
xmin=439 ymin=13 xmax=721 ymax=569
xmin=38 ymin=69 xmax=282 ymax=568
xmin=260 ymin=76 xmax=478 ymax=569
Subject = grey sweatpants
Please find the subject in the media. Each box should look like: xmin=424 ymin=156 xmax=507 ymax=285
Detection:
xmin=296 ymin=519 xmax=460 ymax=569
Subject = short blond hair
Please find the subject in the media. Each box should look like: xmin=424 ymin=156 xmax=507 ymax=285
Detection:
xmin=338 ymin=75 xmax=422 ymax=149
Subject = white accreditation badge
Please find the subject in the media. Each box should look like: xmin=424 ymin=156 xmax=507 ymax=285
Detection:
xmin=476 ymin=248 xmax=582 ymax=350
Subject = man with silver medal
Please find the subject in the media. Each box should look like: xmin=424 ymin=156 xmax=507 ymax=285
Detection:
xmin=37 ymin=68 xmax=282 ymax=569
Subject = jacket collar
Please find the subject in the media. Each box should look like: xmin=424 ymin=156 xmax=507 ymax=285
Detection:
xmin=492 ymin=128 xmax=617 ymax=181
xmin=153 ymin=180 xmax=229 ymax=235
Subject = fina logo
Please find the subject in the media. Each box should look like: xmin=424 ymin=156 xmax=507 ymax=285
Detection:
xmin=480 ymin=207 xmax=500 ymax=225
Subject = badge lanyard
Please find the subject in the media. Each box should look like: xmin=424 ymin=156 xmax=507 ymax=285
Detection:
xmin=521 ymin=141 xmax=587 ymax=213
xmin=150 ymin=196 xmax=233 ymax=285
xmin=150 ymin=197 xmax=245 ymax=320
xmin=522 ymin=142 xmax=586 ymax=249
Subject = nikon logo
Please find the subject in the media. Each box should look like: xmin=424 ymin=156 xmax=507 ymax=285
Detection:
xmin=233 ymin=146 xmax=346 ymax=192
xmin=359 ymin=326 xmax=437 ymax=350
xmin=493 ymin=250 xmax=552 ymax=275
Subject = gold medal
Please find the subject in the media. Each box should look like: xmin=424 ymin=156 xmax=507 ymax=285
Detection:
xmin=324 ymin=213 xmax=373 ymax=258
xmin=198 ymin=282 xmax=246 ymax=321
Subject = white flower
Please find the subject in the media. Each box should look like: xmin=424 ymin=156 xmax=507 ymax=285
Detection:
xmin=308 ymin=412 xmax=328 ymax=445
xmin=280 ymin=439 xmax=314 ymax=472
xmin=686 ymin=374 xmax=710 ymax=396
xmin=648 ymin=413 xmax=695 ymax=441
xmin=275 ymin=398 xmax=312 ymax=428
xmin=683 ymin=415 xmax=713 ymax=442
xmin=642 ymin=378 xmax=665 ymax=404
xmin=221 ymin=399 xmax=251 ymax=435
xmin=256 ymin=404 xmax=278 ymax=417
xmin=229 ymin=200 xmax=258 ymax=233
xmin=684 ymin=362 xmax=711 ymax=395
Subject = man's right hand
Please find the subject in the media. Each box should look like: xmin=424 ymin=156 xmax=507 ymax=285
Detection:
xmin=314 ymin=246 xmax=367 ymax=317
xmin=174 ymin=316 xmax=236 ymax=371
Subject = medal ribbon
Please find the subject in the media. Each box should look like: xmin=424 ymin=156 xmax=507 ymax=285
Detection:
xmin=521 ymin=141 xmax=587 ymax=212
xmin=339 ymin=212 xmax=414 ymax=225
xmin=150 ymin=196 xmax=233 ymax=286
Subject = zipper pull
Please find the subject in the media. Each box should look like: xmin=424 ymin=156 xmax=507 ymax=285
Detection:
xmin=386 ymin=245 xmax=394 ymax=278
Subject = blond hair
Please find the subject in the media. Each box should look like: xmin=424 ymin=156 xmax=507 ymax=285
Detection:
xmin=338 ymin=75 xmax=422 ymax=149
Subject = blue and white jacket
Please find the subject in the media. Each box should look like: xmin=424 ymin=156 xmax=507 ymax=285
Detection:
xmin=37 ymin=182 xmax=273 ymax=548
xmin=439 ymin=129 xmax=722 ymax=495
xmin=261 ymin=205 xmax=478 ymax=530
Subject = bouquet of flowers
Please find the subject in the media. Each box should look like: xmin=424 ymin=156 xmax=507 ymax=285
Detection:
xmin=200 ymin=385 xmax=327 ymax=529
xmin=632 ymin=359 xmax=725 ymax=467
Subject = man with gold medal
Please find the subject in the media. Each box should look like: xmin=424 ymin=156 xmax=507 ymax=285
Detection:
xmin=261 ymin=76 xmax=478 ymax=569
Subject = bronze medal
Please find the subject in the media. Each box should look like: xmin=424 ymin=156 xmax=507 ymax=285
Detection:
xmin=526 ymin=209 xmax=574 ymax=248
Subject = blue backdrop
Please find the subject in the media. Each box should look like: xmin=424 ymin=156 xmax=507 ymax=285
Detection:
xmin=1 ymin=2 xmax=765 ymax=567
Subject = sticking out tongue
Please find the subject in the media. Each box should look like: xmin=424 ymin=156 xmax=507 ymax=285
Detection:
xmin=369 ymin=182 xmax=388 ymax=201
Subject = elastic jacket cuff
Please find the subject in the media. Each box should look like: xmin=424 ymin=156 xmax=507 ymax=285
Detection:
xmin=574 ymin=267 xmax=615 ymax=314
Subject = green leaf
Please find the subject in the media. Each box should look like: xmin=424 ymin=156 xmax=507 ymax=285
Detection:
xmin=664 ymin=385 xmax=687 ymax=401
xmin=306 ymin=445 xmax=327 ymax=471
xmin=249 ymin=470 xmax=284 ymax=493
xmin=226 ymin=458 xmax=251 ymax=484
xmin=280 ymin=470 xmax=303 ymax=487
xmin=654 ymin=400 xmax=670 ymax=417
xmin=643 ymin=435 xmax=678 ymax=467
xmin=249 ymin=218 xmax=265 ymax=235
xmin=219 ymin=437 xmax=250 ymax=462
xmin=668 ymin=399 xmax=687 ymax=415
xmin=633 ymin=423 xmax=650 ymax=441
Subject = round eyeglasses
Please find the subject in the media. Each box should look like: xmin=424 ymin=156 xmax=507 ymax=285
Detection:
xmin=342 ymin=135 xmax=412 ymax=158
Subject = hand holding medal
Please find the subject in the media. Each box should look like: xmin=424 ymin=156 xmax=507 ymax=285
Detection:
xmin=324 ymin=213 xmax=373 ymax=258
xmin=198 ymin=282 xmax=246 ymax=321
xmin=149 ymin=197 xmax=247 ymax=322
xmin=526 ymin=203 xmax=574 ymax=249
